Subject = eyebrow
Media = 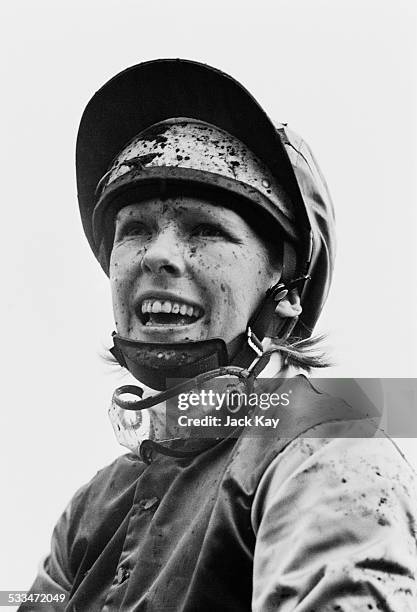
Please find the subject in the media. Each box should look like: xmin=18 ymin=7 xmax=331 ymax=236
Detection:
xmin=114 ymin=202 xmax=245 ymax=230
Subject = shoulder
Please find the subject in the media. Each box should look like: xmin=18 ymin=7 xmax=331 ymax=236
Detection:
xmin=66 ymin=453 xmax=145 ymax=519
xmin=252 ymin=428 xmax=417 ymax=535
xmin=250 ymin=423 xmax=417 ymax=609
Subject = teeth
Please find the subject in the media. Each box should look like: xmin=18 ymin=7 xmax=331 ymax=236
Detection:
xmin=151 ymin=301 xmax=162 ymax=314
xmin=140 ymin=298 xmax=203 ymax=321
xmin=162 ymin=301 xmax=172 ymax=313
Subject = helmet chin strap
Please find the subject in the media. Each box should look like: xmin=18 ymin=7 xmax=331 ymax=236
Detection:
xmin=110 ymin=334 xmax=233 ymax=391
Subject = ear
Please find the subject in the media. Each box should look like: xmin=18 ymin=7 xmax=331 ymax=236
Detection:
xmin=275 ymin=288 xmax=302 ymax=318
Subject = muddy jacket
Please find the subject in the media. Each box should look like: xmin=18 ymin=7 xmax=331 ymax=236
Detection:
xmin=22 ymin=377 xmax=417 ymax=611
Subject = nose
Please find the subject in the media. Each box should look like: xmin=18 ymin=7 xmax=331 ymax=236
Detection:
xmin=141 ymin=229 xmax=186 ymax=277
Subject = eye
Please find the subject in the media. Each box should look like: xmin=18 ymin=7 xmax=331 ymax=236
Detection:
xmin=116 ymin=221 xmax=149 ymax=240
xmin=191 ymin=223 xmax=229 ymax=239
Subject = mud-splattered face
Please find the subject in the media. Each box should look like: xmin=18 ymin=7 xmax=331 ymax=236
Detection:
xmin=110 ymin=196 xmax=281 ymax=345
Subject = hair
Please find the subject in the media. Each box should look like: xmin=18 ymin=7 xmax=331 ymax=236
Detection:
xmin=267 ymin=334 xmax=331 ymax=371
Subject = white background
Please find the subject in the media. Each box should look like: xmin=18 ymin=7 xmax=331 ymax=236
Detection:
xmin=0 ymin=0 xmax=416 ymax=597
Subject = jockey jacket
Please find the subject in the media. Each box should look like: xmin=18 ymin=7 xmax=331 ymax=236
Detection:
xmin=21 ymin=376 xmax=417 ymax=611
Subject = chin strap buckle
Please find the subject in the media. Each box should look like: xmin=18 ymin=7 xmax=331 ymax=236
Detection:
xmin=246 ymin=326 xmax=263 ymax=357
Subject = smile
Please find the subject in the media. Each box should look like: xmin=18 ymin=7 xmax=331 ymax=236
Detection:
xmin=137 ymin=297 xmax=204 ymax=327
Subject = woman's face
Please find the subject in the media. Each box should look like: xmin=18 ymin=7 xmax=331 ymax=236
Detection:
xmin=110 ymin=196 xmax=281 ymax=345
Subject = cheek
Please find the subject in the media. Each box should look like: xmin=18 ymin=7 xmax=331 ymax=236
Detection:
xmin=204 ymin=251 xmax=267 ymax=318
xmin=110 ymin=245 xmax=142 ymax=293
xmin=110 ymin=280 xmax=128 ymax=330
xmin=226 ymin=252 xmax=273 ymax=313
xmin=109 ymin=261 xmax=135 ymax=329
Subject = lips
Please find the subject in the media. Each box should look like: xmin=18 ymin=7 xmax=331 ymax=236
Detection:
xmin=136 ymin=296 xmax=204 ymax=327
